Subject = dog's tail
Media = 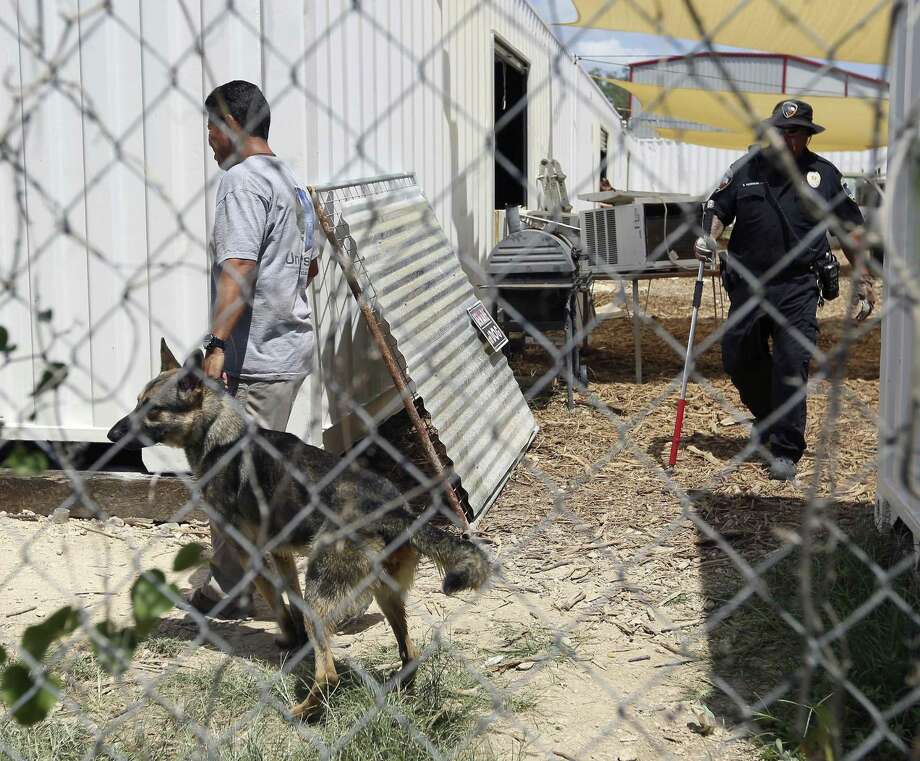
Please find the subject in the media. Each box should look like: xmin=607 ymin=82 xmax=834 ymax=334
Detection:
xmin=409 ymin=524 xmax=490 ymax=595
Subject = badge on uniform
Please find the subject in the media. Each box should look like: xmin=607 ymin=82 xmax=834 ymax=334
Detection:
xmin=807 ymin=171 xmax=821 ymax=188
xmin=841 ymin=177 xmax=856 ymax=201
xmin=717 ymin=170 xmax=732 ymax=191
xmin=782 ymin=101 xmax=798 ymax=119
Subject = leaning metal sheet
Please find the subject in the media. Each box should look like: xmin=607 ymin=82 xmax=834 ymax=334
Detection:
xmin=312 ymin=173 xmax=537 ymax=519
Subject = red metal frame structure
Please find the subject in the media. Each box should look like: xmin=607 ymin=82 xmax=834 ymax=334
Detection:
xmin=623 ymin=51 xmax=887 ymax=132
xmin=627 ymin=51 xmax=889 ymax=91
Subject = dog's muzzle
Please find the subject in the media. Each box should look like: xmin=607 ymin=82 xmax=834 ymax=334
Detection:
xmin=107 ymin=415 xmax=147 ymax=450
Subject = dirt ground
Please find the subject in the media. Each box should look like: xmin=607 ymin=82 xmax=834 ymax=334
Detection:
xmin=0 ymin=274 xmax=883 ymax=760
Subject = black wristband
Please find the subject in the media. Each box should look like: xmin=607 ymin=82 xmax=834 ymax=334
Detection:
xmin=204 ymin=334 xmax=225 ymax=352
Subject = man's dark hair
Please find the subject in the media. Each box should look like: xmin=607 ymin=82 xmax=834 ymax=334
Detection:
xmin=205 ymin=80 xmax=270 ymax=139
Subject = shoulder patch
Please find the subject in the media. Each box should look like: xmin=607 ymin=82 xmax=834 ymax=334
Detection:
xmin=809 ymin=153 xmax=835 ymax=168
xmin=806 ymin=171 xmax=821 ymax=188
xmin=716 ymin=170 xmax=732 ymax=192
xmin=841 ymin=176 xmax=856 ymax=201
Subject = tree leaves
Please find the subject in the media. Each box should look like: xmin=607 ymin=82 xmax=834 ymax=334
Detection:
xmin=31 ymin=362 xmax=68 ymax=397
xmin=0 ymin=326 xmax=16 ymax=354
xmin=173 ymin=542 xmax=205 ymax=572
xmin=1 ymin=444 xmax=48 ymax=475
xmin=131 ymin=569 xmax=178 ymax=638
xmin=1 ymin=562 xmax=185 ymax=723
xmin=90 ymin=622 xmax=138 ymax=676
xmin=0 ymin=664 xmax=60 ymax=725
xmin=21 ymin=606 xmax=79 ymax=661
xmin=0 ymin=606 xmax=79 ymax=723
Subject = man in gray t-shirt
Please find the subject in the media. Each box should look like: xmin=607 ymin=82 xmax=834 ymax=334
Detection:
xmin=190 ymin=80 xmax=317 ymax=619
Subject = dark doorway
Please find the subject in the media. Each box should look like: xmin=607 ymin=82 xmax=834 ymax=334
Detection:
xmin=599 ymin=126 xmax=609 ymax=184
xmin=494 ymin=41 xmax=529 ymax=210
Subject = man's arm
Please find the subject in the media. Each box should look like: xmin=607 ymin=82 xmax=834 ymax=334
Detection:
xmin=830 ymin=172 xmax=875 ymax=319
xmin=695 ymin=167 xmax=736 ymax=262
xmin=204 ymin=258 xmax=258 ymax=381
xmin=837 ymin=226 xmax=876 ymax=319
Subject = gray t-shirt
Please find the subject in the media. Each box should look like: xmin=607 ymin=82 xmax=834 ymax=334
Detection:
xmin=210 ymin=155 xmax=315 ymax=380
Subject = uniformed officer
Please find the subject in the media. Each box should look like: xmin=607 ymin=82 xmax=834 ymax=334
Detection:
xmin=694 ymin=99 xmax=875 ymax=480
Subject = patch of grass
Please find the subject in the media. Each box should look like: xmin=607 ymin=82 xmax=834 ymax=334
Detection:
xmin=0 ymin=720 xmax=99 ymax=761
xmin=57 ymin=648 xmax=102 ymax=683
xmin=140 ymin=636 xmax=188 ymax=659
xmin=487 ymin=624 xmax=577 ymax=664
xmin=757 ymin=736 xmax=807 ymax=761
xmin=680 ymin=683 xmax=717 ymax=705
xmin=663 ymin=592 xmax=690 ymax=607
xmin=710 ymin=521 xmax=920 ymax=759
xmin=0 ymin=640 xmax=528 ymax=761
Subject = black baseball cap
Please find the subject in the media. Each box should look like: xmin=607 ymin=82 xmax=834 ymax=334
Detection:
xmin=762 ymin=99 xmax=825 ymax=135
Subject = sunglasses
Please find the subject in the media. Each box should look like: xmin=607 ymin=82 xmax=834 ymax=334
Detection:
xmin=778 ymin=127 xmax=810 ymax=137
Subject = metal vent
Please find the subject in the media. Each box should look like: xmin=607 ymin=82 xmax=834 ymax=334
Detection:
xmin=582 ymin=208 xmax=618 ymax=265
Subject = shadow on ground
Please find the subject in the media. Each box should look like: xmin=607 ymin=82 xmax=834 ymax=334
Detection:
xmin=152 ymin=607 xmax=385 ymax=667
xmin=689 ymin=489 xmax=920 ymax=759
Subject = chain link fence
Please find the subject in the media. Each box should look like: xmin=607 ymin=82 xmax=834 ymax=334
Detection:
xmin=0 ymin=1 xmax=918 ymax=759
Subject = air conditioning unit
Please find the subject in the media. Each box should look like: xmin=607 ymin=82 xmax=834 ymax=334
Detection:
xmin=579 ymin=199 xmax=702 ymax=276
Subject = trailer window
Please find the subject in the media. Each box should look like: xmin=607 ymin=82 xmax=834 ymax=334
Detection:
xmin=494 ymin=41 xmax=529 ymax=210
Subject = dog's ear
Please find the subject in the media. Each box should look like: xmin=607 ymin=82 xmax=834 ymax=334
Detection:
xmin=178 ymin=350 xmax=204 ymax=394
xmin=160 ymin=338 xmax=180 ymax=373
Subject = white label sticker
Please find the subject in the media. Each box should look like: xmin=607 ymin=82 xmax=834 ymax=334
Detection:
xmin=467 ymin=300 xmax=508 ymax=352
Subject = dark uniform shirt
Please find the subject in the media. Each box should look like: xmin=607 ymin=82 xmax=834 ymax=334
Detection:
xmin=708 ymin=147 xmax=864 ymax=278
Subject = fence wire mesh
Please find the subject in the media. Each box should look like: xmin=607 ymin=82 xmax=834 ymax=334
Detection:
xmin=0 ymin=1 xmax=919 ymax=760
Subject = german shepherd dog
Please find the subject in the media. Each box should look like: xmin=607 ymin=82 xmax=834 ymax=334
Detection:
xmin=107 ymin=340 xmax=489 ymax=717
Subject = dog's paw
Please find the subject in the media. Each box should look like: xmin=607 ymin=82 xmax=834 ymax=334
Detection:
xmin=288 ymin=697 xmax=324 ymax=722
xmin=384 ymin=666 xmax=417 ymax=693
xmin=274 ymin=633 xmax=309 ymax=652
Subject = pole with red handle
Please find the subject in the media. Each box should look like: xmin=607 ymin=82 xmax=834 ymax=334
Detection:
xmin=668 ymin=258 xmax=707 ymax=468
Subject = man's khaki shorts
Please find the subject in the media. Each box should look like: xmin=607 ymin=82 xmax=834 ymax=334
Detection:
xmin=226 ymin=375 xmax=306 ymax=432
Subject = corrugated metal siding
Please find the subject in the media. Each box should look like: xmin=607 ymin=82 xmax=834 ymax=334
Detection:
xmin=312 ymin=175 xmax=536 ymax=516
xmin=1 ymin=0 xmax=620 ymax=446
xmin=625 ymin=138 xmax=886 ymax=196
xmin=631 ymin=56 xmax=784 ymax=92
xmin=629 ymin=54 xmax=887 ymax=135
xmin=877 ymin=8 xmax=920 ymax=535
xmin=301 ymin=0 xmax=622 ymax=438
xmin=785 ymin=60 xmax=846 ymax=96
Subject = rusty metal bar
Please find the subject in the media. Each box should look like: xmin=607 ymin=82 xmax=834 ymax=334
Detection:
xmin=308 ymin=187 xmax=470 ymax=530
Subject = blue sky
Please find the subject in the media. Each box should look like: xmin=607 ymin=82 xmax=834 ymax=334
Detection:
xmin=525 ymin=0 xmax=886 ymax=80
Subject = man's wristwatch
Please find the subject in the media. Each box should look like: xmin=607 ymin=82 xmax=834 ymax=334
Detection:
xmin=203 ymin=334 xmax=225 ymax=352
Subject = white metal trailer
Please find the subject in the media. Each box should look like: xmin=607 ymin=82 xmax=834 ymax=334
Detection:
xmin=877 ymin=4 xmax=920 ymax=539
xmin=0 ymin=1 xmax=622 ymax=459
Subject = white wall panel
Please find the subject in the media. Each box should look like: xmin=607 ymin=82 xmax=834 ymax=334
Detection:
xmin=626 ymin=138 xmax=887 ymax=196
xmin=632 ymin=56 xmax=783 ymax=92
xmin=3 ymin=0 xmax=622 ymax=446
xmin=0 ymin=2 xmax=35 ymax=431
xmin=78 ymin=0 xmax=151 ymax=427
xmin=877 ymin=4 xmax=920 ymax=538
xmin=139 ymin=0 xmax=208 ymax=369
xmin=786 ymin=60 xmax=846 ymax=96
xmin=18 ymin=0 xmax=92 ymax=434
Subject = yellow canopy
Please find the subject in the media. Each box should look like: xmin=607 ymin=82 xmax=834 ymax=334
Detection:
xmin=606 ymin=79 xmax=888 ymax=150
xmin=567 ymin=0 xmax=894 ymax=64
